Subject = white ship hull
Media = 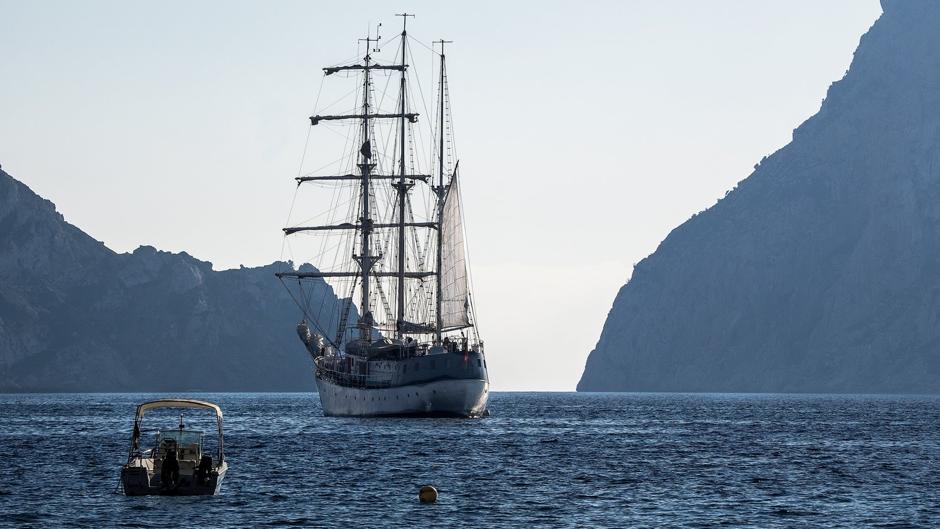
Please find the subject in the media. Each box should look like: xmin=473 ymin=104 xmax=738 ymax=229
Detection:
xmin=315 ymin=376 xmax=489 ymax=417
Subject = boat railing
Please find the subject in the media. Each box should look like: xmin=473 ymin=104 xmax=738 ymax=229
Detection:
xmin=314 ymin=361 xmax=393 ymax=389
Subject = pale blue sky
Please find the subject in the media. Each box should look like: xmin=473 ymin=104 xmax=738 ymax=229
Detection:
xmin=0 ymin=0 xmax=882 ymax=390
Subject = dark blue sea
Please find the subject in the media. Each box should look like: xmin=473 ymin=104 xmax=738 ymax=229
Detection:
xmin=1 ymin=392 xmax=939 ymax=528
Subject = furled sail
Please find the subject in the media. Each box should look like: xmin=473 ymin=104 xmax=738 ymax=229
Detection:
xmin=440 ymin=176 xmax=471 ymax=329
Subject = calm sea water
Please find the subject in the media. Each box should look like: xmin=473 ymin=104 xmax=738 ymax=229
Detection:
xmin=0 ymin=392 xmax=938 ymax=528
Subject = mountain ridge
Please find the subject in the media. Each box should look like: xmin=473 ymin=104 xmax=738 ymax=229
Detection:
xmin=0 ymin=168 xmax=328 ymax=392
xmin=578 ymin=0 xmax=940 ymax=393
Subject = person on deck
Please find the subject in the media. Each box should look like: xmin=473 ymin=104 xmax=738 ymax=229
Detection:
xmin=160 ymin=448 xmax=180 ymax=491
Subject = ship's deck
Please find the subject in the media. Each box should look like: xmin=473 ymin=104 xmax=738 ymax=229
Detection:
xmin=315 ymin=349 xmax=487 ymax=389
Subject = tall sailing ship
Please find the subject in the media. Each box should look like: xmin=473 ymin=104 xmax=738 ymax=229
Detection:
xmin=277 ymin=16 xmax=489 ymax=417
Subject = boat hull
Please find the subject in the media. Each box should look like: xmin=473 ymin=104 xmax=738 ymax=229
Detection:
xmin=121 ymin=462 xmax=227 ymax=496
xmin=316 ymin=376 xmax=489 ymax=417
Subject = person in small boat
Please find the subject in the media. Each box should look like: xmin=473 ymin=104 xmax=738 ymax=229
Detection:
xmin=195 ymin=455 xmax=213 ymax=486
xmin=131 ymin=423 xmax=140 ymax=452
xmin=160 ymin=447 xmax=180 ymax=491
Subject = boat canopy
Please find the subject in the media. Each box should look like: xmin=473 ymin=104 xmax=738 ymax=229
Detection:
xmin=135 ymin=399 xmax=223 ymax=420
xmin=130 ymin=399 xmax=224 ymax=463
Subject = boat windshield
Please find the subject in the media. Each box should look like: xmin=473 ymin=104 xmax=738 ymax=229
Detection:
xmin=154 ymin=429 xmax=204 ymax=461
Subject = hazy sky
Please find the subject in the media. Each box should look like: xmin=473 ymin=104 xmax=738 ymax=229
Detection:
xmin=1 ymin=0 xmax=882 ymax=390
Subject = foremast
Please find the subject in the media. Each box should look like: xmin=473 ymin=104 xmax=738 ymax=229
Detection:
xmin=355 ymin=34 xmax=377 ymax=341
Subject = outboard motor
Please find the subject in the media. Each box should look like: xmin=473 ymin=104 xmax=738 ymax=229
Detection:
xmin=195 ymin=455 xmax=213 ymax=485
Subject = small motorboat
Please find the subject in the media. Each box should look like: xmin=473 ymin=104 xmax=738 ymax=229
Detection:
xmin=120 ymin=399 xmax=228 ymax=496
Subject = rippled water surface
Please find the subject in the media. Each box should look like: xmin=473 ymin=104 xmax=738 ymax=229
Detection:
xmin=1 ymin=392 xmax=939 ymax=528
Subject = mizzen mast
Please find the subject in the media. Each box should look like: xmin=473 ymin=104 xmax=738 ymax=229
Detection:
xmin=433 ymin=39 xmax=452 ymax=344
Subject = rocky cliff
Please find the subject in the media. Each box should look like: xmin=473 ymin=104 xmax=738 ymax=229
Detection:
xmin=0 ymin=169 xmax=333 ymax=391
xmin=578 ymin=0 xmax=940 ymax=393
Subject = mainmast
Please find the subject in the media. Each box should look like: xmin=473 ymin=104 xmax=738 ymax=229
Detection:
xmin=434 ymin=39 xmax=451 ymax=343
xmin=395 ymin=13 xmax=414 ymax=339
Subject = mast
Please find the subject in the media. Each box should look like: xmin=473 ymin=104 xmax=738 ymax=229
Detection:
xmin=357 ymin=32 xmax=377 ymax=341
xmin=395 ymin=13 xmax=414 ymax=339
xmin=434 ymin=40 xmax=451 ymax=343
xmin=278 ymin=24 xmax=439 ymax=346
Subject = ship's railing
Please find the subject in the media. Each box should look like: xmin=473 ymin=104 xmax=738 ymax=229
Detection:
xmin=314 ymin=359 xmax=393 ymax=389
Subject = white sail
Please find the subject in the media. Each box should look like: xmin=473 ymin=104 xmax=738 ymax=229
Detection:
xmin=440 ymin=176 xmax=470 ymax=329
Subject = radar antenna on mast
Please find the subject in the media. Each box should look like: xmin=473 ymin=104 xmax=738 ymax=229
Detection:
xmin=360 ymin=22 xmax=382 ymax=53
